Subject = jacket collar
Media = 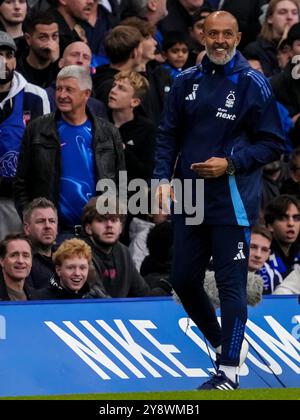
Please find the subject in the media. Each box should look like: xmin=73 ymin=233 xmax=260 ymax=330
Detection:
xmin=200 ymin=51 xmax=249 ymax=76
xmin=49 ymin=274 xmax=90 ymax=297
xmin=39 ymin=107 xmax=96 ymax=138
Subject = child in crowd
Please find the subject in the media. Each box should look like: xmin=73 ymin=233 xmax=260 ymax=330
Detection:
xmin=162 ymin=31 xmax=189 ymax=81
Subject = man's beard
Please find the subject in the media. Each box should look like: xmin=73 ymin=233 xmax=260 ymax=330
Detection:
xmin=0 ymin=67 xmax=14 ymax=85
xmin=206 ymin=46 xmax=237 ymax=66
xmin=91 ymin=231 xmax=116 ymax=252
xmin=30 ymin=235 xmax=54 ymax=255
xmin=33 ymin=48 xmax=53 ymax=64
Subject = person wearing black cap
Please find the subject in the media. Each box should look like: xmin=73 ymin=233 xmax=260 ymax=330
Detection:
xmin=271 ymin=22 xmax=300 ymax=147
xmin=0 ymin=30 xmax=50 ymax=240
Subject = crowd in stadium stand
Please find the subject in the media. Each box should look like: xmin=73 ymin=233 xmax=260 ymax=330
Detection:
xmin=0 ymin=0 xmax=300 ymax=303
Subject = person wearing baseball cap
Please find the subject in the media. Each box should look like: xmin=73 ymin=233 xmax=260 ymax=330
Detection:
xmin=0 ymin=30 xmax=16 ymax=50
xmin=0 ymin=30 xmax=50 ymax=240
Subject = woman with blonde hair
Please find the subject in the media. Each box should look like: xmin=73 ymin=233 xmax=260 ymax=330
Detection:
xmin=244 ymin=0 xmax=299 ymax=76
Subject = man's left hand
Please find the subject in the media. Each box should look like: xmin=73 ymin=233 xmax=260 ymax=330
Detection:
xmin=191 ymin=157 xmax=228 ymax=178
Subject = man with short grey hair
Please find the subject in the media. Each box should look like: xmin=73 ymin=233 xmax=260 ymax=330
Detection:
xmin=46 ymin=41 xmax=107 ymax=119
xmin=14 ymin=64 xmax=125 ymax=240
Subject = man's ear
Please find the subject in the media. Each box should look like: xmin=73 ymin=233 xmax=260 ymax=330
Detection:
xmin=132 ymin=46 xmax=140 ymax=61
xmin=55 ymin=265 xmax=61 ymax=277
xmin=131 ymin=97 xmax=141 ymax=109
xmin=199 ymin=30 xmax=206 ymax=47
xmin=235 ymin=32 xmax=242 ymax=48
xmin=23 ymin=223 xmax=30 ymax=236
xmin=148 ymin=0 xmax=157 ymax=12
xmin=118 ymin=222 xmax=123 ymax=235
xmin=85 ymin=223 xmax=92 ymax=236
xmin=24 ymin=32 xmax=31 ymax=46
xmin=84 ymin=88 xmax=91 ymax=100
xmin=58 ymin=58 xmax=64 ymax=69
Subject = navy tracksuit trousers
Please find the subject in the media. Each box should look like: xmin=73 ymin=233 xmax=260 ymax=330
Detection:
xmin=171 ymin=219 xmax=250 ymax=367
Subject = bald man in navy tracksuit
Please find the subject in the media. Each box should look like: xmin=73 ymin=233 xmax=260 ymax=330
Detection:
xmin=154 ymin=12 xmax=284 ymax=390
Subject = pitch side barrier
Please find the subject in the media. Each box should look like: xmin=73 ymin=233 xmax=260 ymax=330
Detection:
xmin=0 ymin=296 xmax=299 ymax=397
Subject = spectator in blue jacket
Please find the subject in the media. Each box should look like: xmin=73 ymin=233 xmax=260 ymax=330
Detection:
xmin=154 ymin=11 xmax=284 ymax=391
xmin=0 ymin=31 xmax=50 ymax=240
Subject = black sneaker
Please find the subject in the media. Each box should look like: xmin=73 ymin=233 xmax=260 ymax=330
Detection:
xmin=197 ymin=370 xmax=239 ymax=391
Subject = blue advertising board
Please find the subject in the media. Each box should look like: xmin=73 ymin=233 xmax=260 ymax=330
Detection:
xmin=0 ymin=296 xmax=299 ymax=397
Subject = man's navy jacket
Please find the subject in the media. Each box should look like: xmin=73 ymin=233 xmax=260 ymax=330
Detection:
xmin=154 ymin=52 xmax=285 ymax=226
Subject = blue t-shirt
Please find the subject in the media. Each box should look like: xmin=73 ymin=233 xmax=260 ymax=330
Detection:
xmin=57 ymin=118 xmax=96 ymax=226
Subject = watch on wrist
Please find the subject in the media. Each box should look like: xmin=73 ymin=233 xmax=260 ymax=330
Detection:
xmin=225 ymin=157 xmax=236 ymax=175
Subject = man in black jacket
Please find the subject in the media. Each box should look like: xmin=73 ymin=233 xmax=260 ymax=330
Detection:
xmin=23 ymin=197 xmax=57 ymax=289
xmin=81 ymin=197 xmax=172 ymax=298
xmin=0 ymin=30 xmax=50 ymax=240
xmin=14 ymin=65 xmax=125 ymax=236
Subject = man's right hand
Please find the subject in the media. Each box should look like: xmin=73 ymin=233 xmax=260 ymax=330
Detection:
xmin=155 ymin=183 xmax=175 ymax=214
